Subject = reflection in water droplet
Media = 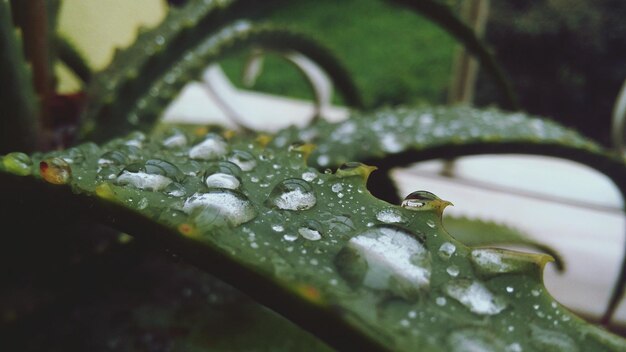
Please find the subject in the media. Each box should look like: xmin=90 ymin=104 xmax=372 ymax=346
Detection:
xmin=189 ymin=134 xmax=228 ymax=160
xmin=444 ymin=279 xmax=506 ymax=315
xmin=267 ymin=178 xmax=316 ymax=211
xmin=438 ymin=242 xmax=456 ymax=259
xmin=335 ymin=225 xmax=431 ymax=300
xmin=426 ymin=220 xmax=436 ymax=228
xmin=205 ymin=173 xmax=240 ymax=189
xmin=39 ymin=158 xmax=72 ymax=185
xmin=376 ymin=209 xmax=405 ymax=224
xmin=2 ymin=152 xmax=32 ymax=176
xmin=446 ymin=265 xmax=460 ymax=277
xmin=182 ymin=190 xmax=256 ymax=227
xmin=117 ymin=171 xmax=172 ymax=191
xmin=228 ymin=150 xmax=257 ymax=171
xmin=298 ymin=220 xmax=323 ymax=241
xmin=401 ymin=190 xmax=452 ymax=215
xmin=446 ymin=328 xmax=506 ymax=352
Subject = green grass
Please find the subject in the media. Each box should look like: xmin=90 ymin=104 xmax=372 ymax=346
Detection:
xmin=221 ymin=0 xmax=456 ymax=108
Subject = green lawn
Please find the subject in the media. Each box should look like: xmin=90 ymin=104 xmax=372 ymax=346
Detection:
xmin=221 ymin=0 xmax=456 ymax=108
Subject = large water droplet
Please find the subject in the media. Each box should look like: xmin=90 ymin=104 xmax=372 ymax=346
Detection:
xmin=2 ymin=152 xmax=32 ymax=176
xmin=335 ymin=225 xmax=431 ymax=300
xmin=144 ymin=159 xmax=183 ymax=181
xmin=298 ymin=220 xmax=323 ymax=241
xmin=205 ymin=173 xmax=240 ymax=190
xmin=117 ymin=171 xmax=172 ymax=191
xmin=267 ymin=178 xmax=316 ymax=211
xmin=375 ymin=209 xmax=406 ymax=224
xmin=529 ymin=324 xmax=578 ymax=352
xmin=446 ymin=265 xmax=460 ymax=277
xmin=39 ymin=158 xmax=72 ymax=185
xmin=182 ymin=190 xmax=256 ymax=227
xmin=189 ymin=134 xmax=228 ymax=160
xmin=228 ymin=150 xmax=256 ymax=171
xmin=98 ymin=150 xmax=128 ymax=167
xmin=446 ymin=328 xmax=506 ymax=352
xmin=444 ymin=279 xmax=506 ymax=315
xmin=401 ymin=190 xmax=451 ymax=213
xmin=162 ymin=132 xmax=187 ymax=148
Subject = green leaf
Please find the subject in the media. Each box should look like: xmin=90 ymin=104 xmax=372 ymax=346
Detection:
xmin=79 ymin=0 xmax=361 ymax=142
xmin=444 ymin=216 xmax=565 ymax=272
xmin=2 ymin=112 xmax=624 ymax=350
xmin=0 ymin=0 xmax=39 ymax=153
xmin=276 ymin=105 xmax=626 ymax=322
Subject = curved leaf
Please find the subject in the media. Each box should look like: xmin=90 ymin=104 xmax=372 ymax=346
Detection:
xmin=0 ymin=0 xmax=39 ymax=153
xmin=275 ymin=105 xmax=626 ymax=323
xmin=1 ymin=125 xmax=624 ymax=351
xmin=444 ymin=216 xmax=565 ymax=271
xmin=79 ymin=0 xmax=361 ymax=142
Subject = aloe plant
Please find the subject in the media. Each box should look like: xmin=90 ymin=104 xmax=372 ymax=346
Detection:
xmin=1 ymin=0 xmax=625 ymax=350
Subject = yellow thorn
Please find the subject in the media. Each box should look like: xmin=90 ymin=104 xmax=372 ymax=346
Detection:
xmin=255 ymin=134 xmax=273 ymax=147
xmin=289 ymin=143 xmax=316 ymax=160
xmin=95 ymin=183 xmax=116 ymax=201
xmin=336 ymin=162 xmax=378 ymax=181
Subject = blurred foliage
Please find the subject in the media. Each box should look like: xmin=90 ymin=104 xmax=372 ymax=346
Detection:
xmin=476 ymin=0 xmax=626 ymax=146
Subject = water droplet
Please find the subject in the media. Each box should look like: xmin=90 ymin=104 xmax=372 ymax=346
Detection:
xmin=182 ymin=190 xmax=257 ymax=227
xmin=298 ymin=220 xmax=323 ymax=241
xmin=116 ymin=171 xmax=172 ymax=191
xmin=470 ymin=248 xmax=522 ymax=277
xmin=331 ymin=183 xmax=343 ymax=193
xmin=438 ymin=242 xmax=456 ymax=259
xmin=506 ymin=286 xmax=515 ymax=293
xmin=39 ymin=158 xmax=72 ymax=185
xmin=228 ymin=150 xmax=256 ymax=171
xmin=376 ymin=209 xmax=405 ymax=224
xmin=401 ymin=190 xmax=452 ymax=213
xmin=301 ymin=171 xmax=317 ymax=182
xmin=267 ymin=178 xmax=316 ymax=211
xmin=283 ymin=234 xmax=298 ymax=242
xmin=444 ymin=279 xmax=506 ymax=315
xmin=446 ymin=328 xmax=506 ymax=352
xmin=144 ymin=159 xmax=183 ymax=181
xmin=2 ymin=152 xmax=32 ymax=176
xmin=506 ymin=343 xmax=523 ymax=352
xmin=164 ymin=182 xmax=186 ymax=197
xmin=531 ymin=288 xmax=541 ymax=297
xmin=426 ymin=219 xmax=436 ymax=228
xmin=271 ymin=224 xmax=284 ymax=232
xmin=446 ymin=265 xmax=460 ymax=277
xmin=436 ymin=296 xmax=447 ymax=306
xmin=529 ymin=324 xmax=578 ymax=352
xmin=189 ymin=134 xmax=228 ymax=160
xmin=98 ymin=150 xmax=128 ymax=166
xmin=335 ymin=225 xmax=431 ymax=300
xmin=317 ymin=154 xmax=330 ymax=166
xmin=205 ymin=173 xmax=240 ymax=189
xmin=162 ymin=132 xmax=187 ymax=148
xmin=137 ymin=197 xmax=149 ymax=210
xmin=381 ymin=133 xmax=403 ymax=152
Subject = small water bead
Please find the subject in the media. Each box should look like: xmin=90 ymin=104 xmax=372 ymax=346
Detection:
xmin=301 ymin=171 xmax=317 ymax=182
xmin=436 ymin=296 xmax=447 ymax=306
xmin=506 ymin=343 xmax=522 ymax=352
xmin=335 ymin=225 xmax=431 ymax=300
xmin=205 ymin=173 xmax=240 ymax=189
xmin=182 ymin=190 xmax=256 ymax=227
xmin=162 ymin=132 xmax=187 ymax=148
xmin=376 ymin=209 xmax=405 ymax=224
xmin=228 ymin=150 xmax=256 ymax=171
xmin=446 ymin=265 xmax=460 ymax=277
xmin=380 ymin=133 xmax=403 ymax=153
xmin=267 ymin=178 xmax=316 ymax=211
xmin=2 ymin=152 xmax=32 ymax=176
xmin=283 ymin=234 xmax=298 ymax=242
xmin=272 ymin=225 xmax=284 ymax=232
xmin=164 ymin=182 xmax=187 ymax=197
xmin=444 ymin=279 xmax=506 ymax=315
xmin=317 ymin=154 xmax=330 ymax=166
xmin=189 ymin=134 xmax=228 ymax=160
xmin=506 ymin=286 xmax=515 ymax=293
xmin=298 ymin=220 xmax=323 ymax=241
xmin=39 ymin=158 xmax=72 ymax=185
xmin=531 ymin=288 xmax=541 ymax=297
xmin=331 ymin=183 xmax=343 ymax=193
xmin=426 ymin=220 xmax=436 ymax=228
xmin=438 ymin=242 xmax=456 ymax=260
